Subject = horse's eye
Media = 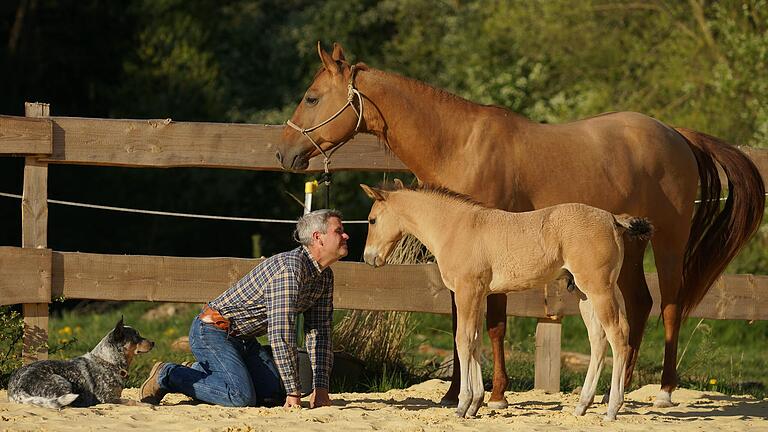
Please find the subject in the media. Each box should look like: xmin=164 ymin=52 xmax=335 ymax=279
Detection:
xmin=369 ymin=218 xmax=376 ymax=225
xmin=305 ymin=96 xmax=319 ymax=106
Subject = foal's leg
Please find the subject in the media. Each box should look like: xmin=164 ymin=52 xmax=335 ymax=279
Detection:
xmin=590 ymin=287 xmax=630 ymax=421
xmin=442 ymin=293 xmax=508 ymax=409
xmin=602 ymin=239 xmax=651 ymax=404
xmin=454 ymin=287 xmax=485 ymax=418
xmin=574 ymin=297 xmax=608 ymax=416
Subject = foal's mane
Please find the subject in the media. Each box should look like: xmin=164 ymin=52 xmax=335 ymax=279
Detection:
xmin=380 ymin=182 xmax=490 ymax=209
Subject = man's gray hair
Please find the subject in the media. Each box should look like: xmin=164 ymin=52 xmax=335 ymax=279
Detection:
xmin=294 ymin=209 xmax=343 ymax=246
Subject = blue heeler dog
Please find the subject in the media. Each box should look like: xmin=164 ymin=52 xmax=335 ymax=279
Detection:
xmin=7 ymin=318 xmax=154 ymax=408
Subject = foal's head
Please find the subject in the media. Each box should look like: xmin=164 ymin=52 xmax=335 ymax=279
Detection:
xmin=277 ymin=42 xmax=362 ymax=171
xmin=360 ymin=181 xmax=407 ymax=267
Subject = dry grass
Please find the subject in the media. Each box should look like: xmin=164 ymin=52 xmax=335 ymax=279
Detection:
xmin=332 ymin=235 xmax=433 ymax=370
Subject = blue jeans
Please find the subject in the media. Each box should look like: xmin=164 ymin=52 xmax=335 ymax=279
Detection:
xmin=157 ymin=316 xmax=285 ymax=407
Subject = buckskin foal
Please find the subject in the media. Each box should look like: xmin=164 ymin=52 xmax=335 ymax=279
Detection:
xmin=361 ymin=181 xmax=653 ymax=420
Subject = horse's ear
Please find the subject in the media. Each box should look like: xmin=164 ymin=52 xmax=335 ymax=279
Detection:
xmin=331 ymin=43 xmax=346 ymax=62
xmin=317 ymin=41 xmax=340 ymax=76
xmin=360 ymin=184 xmax=387 ymax=201
xmin=393 ymin=178 xmax=405 ymax=189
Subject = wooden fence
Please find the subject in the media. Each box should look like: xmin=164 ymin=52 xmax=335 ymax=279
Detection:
xmin=2 ymin=102 xmax=767 ymax=392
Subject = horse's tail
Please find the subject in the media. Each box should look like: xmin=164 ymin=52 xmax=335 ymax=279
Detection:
xmin=674 ymin=127 xmax=765 ymax=317
xmin=614 ymin=215 xmax=654 ymax=241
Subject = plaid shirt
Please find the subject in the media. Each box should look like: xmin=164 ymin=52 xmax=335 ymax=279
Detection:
xmin=208 ymin=246 xmax=334 ymax=394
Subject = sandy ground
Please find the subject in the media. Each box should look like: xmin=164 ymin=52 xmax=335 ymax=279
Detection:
xmin=1 ymin=380 xmax=766 ymax=432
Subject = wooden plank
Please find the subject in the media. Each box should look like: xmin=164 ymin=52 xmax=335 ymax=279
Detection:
xmin=51 ymin=252 xmax=259 ymax=303
xmin=0 ymin=247 xmax=51 ymax=305
xmin=22 ymin=102 xmax=51 ymax=364
xmin=740 ymin=147 xmax=768 ymax=189
xmin=22 ymin=303 xmax=49 ymax=364
xmin=534 ymin=318 xmax=561 ymax=393
xmin=42 ymin=117 xmax=407 ymax=172
xmin=41 ymin=252 xmax=768 ymax=320
xmin=0 ymin=247 xmax=761 ymax=320
xmin=0 ymin=115 xmax=52 ymax=154
xmin=689 ymin=274 xmax=767 ymax=320
xmin=22 ymin=157 xmax=49 ymax=248
xmin=48 ymin=252 xmax=549 ymax=316
xmin=539 ymin=273 xmax=768 ymax=321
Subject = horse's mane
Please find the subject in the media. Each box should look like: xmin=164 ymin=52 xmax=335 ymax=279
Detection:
xmin=365 ymin=66 xmax=484 ymax=108
xmin=379 ymin=182 xmax=490 ymax=209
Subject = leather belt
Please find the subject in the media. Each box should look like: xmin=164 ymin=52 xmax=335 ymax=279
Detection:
xmin=199 ymin=305 xmax=237 ymax=336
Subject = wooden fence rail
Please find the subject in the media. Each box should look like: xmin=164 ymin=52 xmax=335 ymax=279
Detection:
xmin=1 ymin=104 xmax=767 ymax=392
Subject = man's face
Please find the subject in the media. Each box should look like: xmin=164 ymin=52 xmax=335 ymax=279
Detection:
xmin=317 ymin=217 xmax=349 ymax=261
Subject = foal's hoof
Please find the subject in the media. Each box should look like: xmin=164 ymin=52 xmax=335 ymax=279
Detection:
xmin=573 ymin=404 xmax=588 ymax=416
xmin=486 ymin=399 xmax=509 ymax=409
xmin=603 ymin=412 xmax=618 ymax=421
xmin=455 ymin=402 xmax=470 ymax=418
xmin=652 ymin=391 xmax=674 ymax=408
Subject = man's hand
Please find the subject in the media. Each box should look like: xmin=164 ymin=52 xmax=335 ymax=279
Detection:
xmin=309 ymin=388 xmax=331 ymax=408
xmin=284 ymin=394 xmax=302 ymax=409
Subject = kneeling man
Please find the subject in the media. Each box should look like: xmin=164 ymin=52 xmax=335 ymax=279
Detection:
xmin=141 ymin=209 xmax=348 ymax=408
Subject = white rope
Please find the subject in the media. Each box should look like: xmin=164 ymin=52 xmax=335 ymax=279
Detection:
xmin=0 ymin=192 xmax=368 ymax=224
xmin=2 ymin=191 xmax=764 ymax=224
xmin=694 ymin=193 xmax=768 ymax=203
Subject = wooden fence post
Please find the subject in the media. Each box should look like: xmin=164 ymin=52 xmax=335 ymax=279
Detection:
xmin=21 ymin=102 xmax=50 ymax=364
xmin=534 ymin=317 xmax=561 ymax=393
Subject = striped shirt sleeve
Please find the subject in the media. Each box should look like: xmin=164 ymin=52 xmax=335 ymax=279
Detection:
xmin=265 ymin=262 xmax=301 ymax=395
xmin=303 ymin=269 xmax=334 ymax=390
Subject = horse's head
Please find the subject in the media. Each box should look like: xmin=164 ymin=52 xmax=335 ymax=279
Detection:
xmin=360 ymin=180 xmax=406 ymax=267
xmin=277 ymin=42 xmax=362 ymax=171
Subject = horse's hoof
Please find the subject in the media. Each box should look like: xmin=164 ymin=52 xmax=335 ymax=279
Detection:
xmin=600 ymin=392 xmax=610 ymax=404
xmin=440 ymin=397 xmax=459 ymax=407
xmin=486 ymin=399 xmax=508 ymax=409
xmin=653 ymin=391 xmax=674 ymax=408
xmin=573 ymin=404 xmax=588 ymax=416
xmin=603 ymin=412 xmax=618 ymax=421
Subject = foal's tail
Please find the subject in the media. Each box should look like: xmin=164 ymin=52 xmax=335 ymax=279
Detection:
xmin=674 ymin=128 xmax=765 ymax=317
xmin=613 ymin=215 xmax=654 ymax=241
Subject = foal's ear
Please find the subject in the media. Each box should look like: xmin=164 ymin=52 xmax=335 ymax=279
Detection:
xmin=360 ymin=184 xmax=387 ymax=201
xmin=393 ymin=178 xmax=405 ymax=189
xmin=317 ymin=41 xmax=340 ymax=76
xmin=331 ymin=42 xmax=346 ymax=62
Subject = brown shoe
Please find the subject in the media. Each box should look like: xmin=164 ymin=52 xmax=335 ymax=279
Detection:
xmin=140 ymin=361 xmax=168 ymax=404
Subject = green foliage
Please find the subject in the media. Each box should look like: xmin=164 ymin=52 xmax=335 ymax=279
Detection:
xmin=0 ymin=306 xmax=23 ymax=387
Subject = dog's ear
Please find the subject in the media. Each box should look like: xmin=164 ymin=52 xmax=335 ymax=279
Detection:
xmin=112 ymin=316 xmax=125 ymax=341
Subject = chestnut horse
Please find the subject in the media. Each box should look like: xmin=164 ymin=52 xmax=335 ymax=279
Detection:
xmin=277 ymin=42 xmax=765 ymax=408
xmin=361 ymin=181 xmax=653 ymax=419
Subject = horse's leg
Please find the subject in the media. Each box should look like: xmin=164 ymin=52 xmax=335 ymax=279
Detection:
xmin=440 ymin=291 xmax=461 ymax=407
xmin=651 ymin=231 xmax=688 ymax=408
xmin=486 ymin=293 xmax=509 ymax=409
xmin=602 ymin=239 xmax=651 ymax=404
xmin=573 ymin=297 xmax=607 ymax=416
xmin=588 ymin=285 xmax=630 ymax=421
xmin=454 ymin=285 xmax=485 ymax=418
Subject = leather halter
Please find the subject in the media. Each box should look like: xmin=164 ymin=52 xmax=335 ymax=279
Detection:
xmin=285 ymin=65 xmax=364 ymax=173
